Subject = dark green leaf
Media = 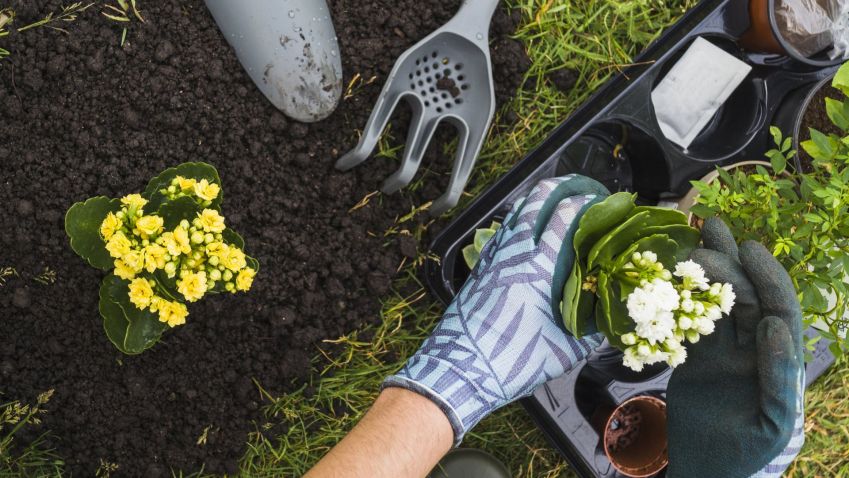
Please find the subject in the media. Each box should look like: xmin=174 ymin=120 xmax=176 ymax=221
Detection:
xmin=156 ymin=195 xmax=204 ymax=230
xmin=99 ymin=274 xmax=168 ymax=355
xmin=65 ymin=196 xmax=121 ymax=270
xmin=144 ymin=162 xmax=222 ymax=211
xmin=572 ymin=192 xmax=635 ymax=260
xmin=825 ymin=97 xmax=849 ymax=131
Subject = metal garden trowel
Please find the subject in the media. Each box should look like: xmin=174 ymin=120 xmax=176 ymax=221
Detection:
xmin=336 ymin=0 xmax=501 ymax=215
xmin=206 ymin=0 xmax=343 ymax=123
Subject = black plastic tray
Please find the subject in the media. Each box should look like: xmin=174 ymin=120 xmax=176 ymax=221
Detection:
xmin=424 ymin=0 xmax=839 ymax=476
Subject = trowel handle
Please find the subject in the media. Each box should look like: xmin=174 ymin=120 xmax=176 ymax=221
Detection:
xmin=454 ymin=0 xmax=501 ymax=35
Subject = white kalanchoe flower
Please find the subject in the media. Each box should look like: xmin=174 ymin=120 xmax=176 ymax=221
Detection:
xmin=664 ymin=340 xmax=688 ymax=368
xmin=623 ymin=347 xmax=644 ymax=372
xmin=649 ymin=278 xmax=680 ymax=312
xmin=626 ymin=286 xmax=659 ymax=324
xmin=718 ymin=283 xmax=736 ymax=314
xmin=642 ymin=251 xmax=658 ymax=264
xmin=705 ymin=304 xmax=723 ymax=321
xmin=674 ymin=260 xmax=710 ymax=291
xmin=693 ymin=317 xmax=715 ymax=335
xmin=635 ymin=310 xmax=676 ymax=345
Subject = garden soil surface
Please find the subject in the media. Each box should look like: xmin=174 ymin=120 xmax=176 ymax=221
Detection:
xmin=0 ymin=1 xmax=530 ymax=475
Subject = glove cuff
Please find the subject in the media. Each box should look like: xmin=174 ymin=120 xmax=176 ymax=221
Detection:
xmin=382 ymin=355 xmax=491 ymax=446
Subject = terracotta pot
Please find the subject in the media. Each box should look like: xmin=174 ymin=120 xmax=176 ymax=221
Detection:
xmin=600 ymin=395 xmax=668 ymax=478
xmin=738 ymin=0 xmax=842 ymax=67
xmin=740 ymin=0 xmax=786 ymax=54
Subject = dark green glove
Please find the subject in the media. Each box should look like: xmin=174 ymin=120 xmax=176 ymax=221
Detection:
xmin=666 ymin=217 xmax=804 ymax=478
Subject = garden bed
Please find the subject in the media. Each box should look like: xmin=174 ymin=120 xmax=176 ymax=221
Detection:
xmin=0 ymin=0 xmax=530 ymax=474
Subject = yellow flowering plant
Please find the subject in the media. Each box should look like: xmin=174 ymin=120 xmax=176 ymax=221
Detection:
xmin=65 ymin=162 xmax=259 ymax=354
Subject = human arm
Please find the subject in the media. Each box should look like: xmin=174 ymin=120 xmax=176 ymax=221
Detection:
xmin=304 ymin=387 xmax=453 ymax=478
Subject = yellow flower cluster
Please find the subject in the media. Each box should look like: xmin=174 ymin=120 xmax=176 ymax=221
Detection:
xmin=161 ymin=175 xmax=221 ymax=205
xmin=100 ymin=188 xmax=256 ymax=328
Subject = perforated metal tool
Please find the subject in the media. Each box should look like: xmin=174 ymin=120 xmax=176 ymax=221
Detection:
xmin=335 ymin=0 xmax=500 ymax=215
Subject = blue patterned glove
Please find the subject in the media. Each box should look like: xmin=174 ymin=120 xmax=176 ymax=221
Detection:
xmin=384 ymin=175 xmax=610 ymax=444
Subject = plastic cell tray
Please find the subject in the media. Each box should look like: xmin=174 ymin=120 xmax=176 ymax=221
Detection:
xmin=424 ymin=0 xmax=839 ymax=476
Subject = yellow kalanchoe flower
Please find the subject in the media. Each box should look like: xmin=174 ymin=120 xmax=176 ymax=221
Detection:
xmin=100 ymin=212 xmax=122 ymax=240
xmin=122 ymin=250 xmax=145 ymax=274
xmin=128 ymin=278 xmax=154 ymax=309
xmin=157 ymin=299 xmax=188 ymax=327
xmin=106 ymin=232 xmax=132 ymax=259
xmin=135 ymin=215 xmax=164 ymax=237
xmin=221 ymin=246 xmax=247 ymax=272
xmin=173 ymin=226 xmax=192 ymax=255
xmin=177 ymin=271 xmax=208 ymax=302
xmin=121 ymin=194 xmax=148 ymax=209
xmin=236 ymin=268 xmax=256 ymax=291
xmin=198 ymin=209 xmax=225 ymax=233
xmin=194 ymin=179 xmax=220 ymax=202
xmin=143 ymin=244 xmax=168 ymax=273
xmin=176 ymin=176 xmax=197 ymax=192
xmin=114 ymin=259 xmax=137 ymax=280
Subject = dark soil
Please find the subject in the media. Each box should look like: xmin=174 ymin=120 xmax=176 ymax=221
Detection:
xmin=604 ymin=403 xmax=642 ymax=453
xmin=0 ymin=0 xmax=529 ymax=475
xmin=798 ymin=83 xmax=844 ymax=172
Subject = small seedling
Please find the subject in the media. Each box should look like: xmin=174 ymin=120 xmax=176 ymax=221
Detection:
xmin=0 ymin=267 xmax=18 ymax=286
xmin=95 ymin=459 xmax=119 ymax=478
xmin=33 ymin=267 xmax=58 ymax=285
xmin=101 ymin=0 xmax=144 ymax=46
xmin=0 ymin=9 xmax=12 ymax=59
xmin=17 ymin=2 xmax=93 ymax=34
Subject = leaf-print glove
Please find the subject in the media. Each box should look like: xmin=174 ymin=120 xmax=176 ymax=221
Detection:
xmin=383 ymin=175 xmax=610 ymax=445
xmin=667 ymin=217 xmax=805 ymax=478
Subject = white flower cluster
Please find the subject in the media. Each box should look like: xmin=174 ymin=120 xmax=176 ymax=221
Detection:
xmin=619 ymin=253 xmax=735 ymax=372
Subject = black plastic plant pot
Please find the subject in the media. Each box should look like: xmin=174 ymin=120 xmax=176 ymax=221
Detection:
xmin=598 ymin=396 xmax=668 ymax=478
xmin=741 ymin=0 xmax=844 ymax=68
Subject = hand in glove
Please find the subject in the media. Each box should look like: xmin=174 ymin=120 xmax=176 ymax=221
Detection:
xmin=383 ymin=175 xmax=610 ymax=444
xmin=667 ymin=217 xmax=805 ymax=478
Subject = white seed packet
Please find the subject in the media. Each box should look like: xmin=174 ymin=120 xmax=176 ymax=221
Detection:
xmin=651 ymin=37 xmax=752 ymax=149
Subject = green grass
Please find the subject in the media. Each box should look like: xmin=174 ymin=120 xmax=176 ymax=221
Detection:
xmin=239 ymin=1 xmax=849 ymax=477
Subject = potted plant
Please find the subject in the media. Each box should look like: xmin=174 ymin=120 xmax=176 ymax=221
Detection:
xmin=597 ymin=395 xmax=668 ymax=478
xmin=691 ymin=60 xmax=849 ymax=352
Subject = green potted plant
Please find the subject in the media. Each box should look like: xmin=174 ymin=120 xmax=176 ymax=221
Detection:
xmin=65 ymin=162 xmax=259 ymax=354
xmin=691 ymin=61 xmax=849 ymax=353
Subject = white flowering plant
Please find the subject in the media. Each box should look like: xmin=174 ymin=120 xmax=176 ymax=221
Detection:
xmin=561 ymin=192 xmax=735 ymax=371
xmin=65 ymin=162 xmax=259 ymax=355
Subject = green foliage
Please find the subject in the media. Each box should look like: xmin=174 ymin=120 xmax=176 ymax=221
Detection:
xmin=693 ymin=62 xmax=849 ymax=354
xmin=64 ymin=196 xmax=121 ymax=270
xmin=65 ymin=162 xmax=258 ymax=355
xmin=461 ymin=222 xmax=501 ymax=269
xmin=561 ymin=192 xmax=699 ymax=342
xmin=0 ymin=390 xmax=64 ymax=476
xmin=99 ymin=275 xmax=168 ymax=355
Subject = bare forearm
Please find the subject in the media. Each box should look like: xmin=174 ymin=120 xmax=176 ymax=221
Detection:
xmin=305 ymin=387 xmax=453 ymax=478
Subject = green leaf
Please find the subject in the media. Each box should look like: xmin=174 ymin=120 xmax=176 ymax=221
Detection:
xmin=462 ymin=245 xmax=480 ymax=270
xmin=473 ymin=228 xmax=497 ymax=251
xmin=639 ymin=224 xmax=700 ymax=264
xmin=65 ymin=196 xmax=121 ymax=270
xmin=769 ymin=125 xmax=782 ymax=146
xmin=587 ymin=207 xmax=686 ymax=271
xmin=156 ymin=195 xmax=204 ymax=230
xmin=825 ymin=97 xmax=849 ymax=131
xmin=572 ymin=192 xmax=636 ymax=260
xmin=98 ymin=274 xmax=168 ymax=355
xmin=595 ymin=272 xmax=630 ymax=350
xmin=562 ymin=262 xmax=596 ymax=337
xmin=768 ymin=150 xmax=787 ymax=174
xmin=143 ymin=162 xmax=222 ymax=211
xmin=832 ymin=61 xmax=849 ymax=96
xmin=222 ymin=228 xmax=246 ymax=249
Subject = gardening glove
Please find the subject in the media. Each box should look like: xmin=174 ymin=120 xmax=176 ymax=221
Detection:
xmin=383 ymin=175 xmax=610 ymax=444
xmin=666 ymin=217 xmax=805 ymax=478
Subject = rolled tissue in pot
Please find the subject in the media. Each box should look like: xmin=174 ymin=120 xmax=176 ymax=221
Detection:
xmin=651 ymin=37 xmax=751 ymax=149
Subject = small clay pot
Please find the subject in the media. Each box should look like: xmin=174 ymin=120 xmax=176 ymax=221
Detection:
xmin=739 ymin=0 xmax=842 ymax=67
xmin=601 ymin=395 xmax=668 ymax=477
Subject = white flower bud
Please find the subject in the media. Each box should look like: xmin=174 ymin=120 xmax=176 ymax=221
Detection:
xmin=686 ymin=330 xmax=700 ymax=343
xmin=678 ymin=316 xmax=693 ymax=330
xmin=622 ymin=333 xmax=637 ymax=345
xmin=632 ymin=252 xmax=642 ymax=262
xmin=680 ymin=290 xmax=691 ymax=300
xmin=637 ymin=343 xmax=651 ymax=356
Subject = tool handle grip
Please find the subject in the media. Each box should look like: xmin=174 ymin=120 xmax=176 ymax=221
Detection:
xmin=455 ymin=0 xmax=501 ymax=35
